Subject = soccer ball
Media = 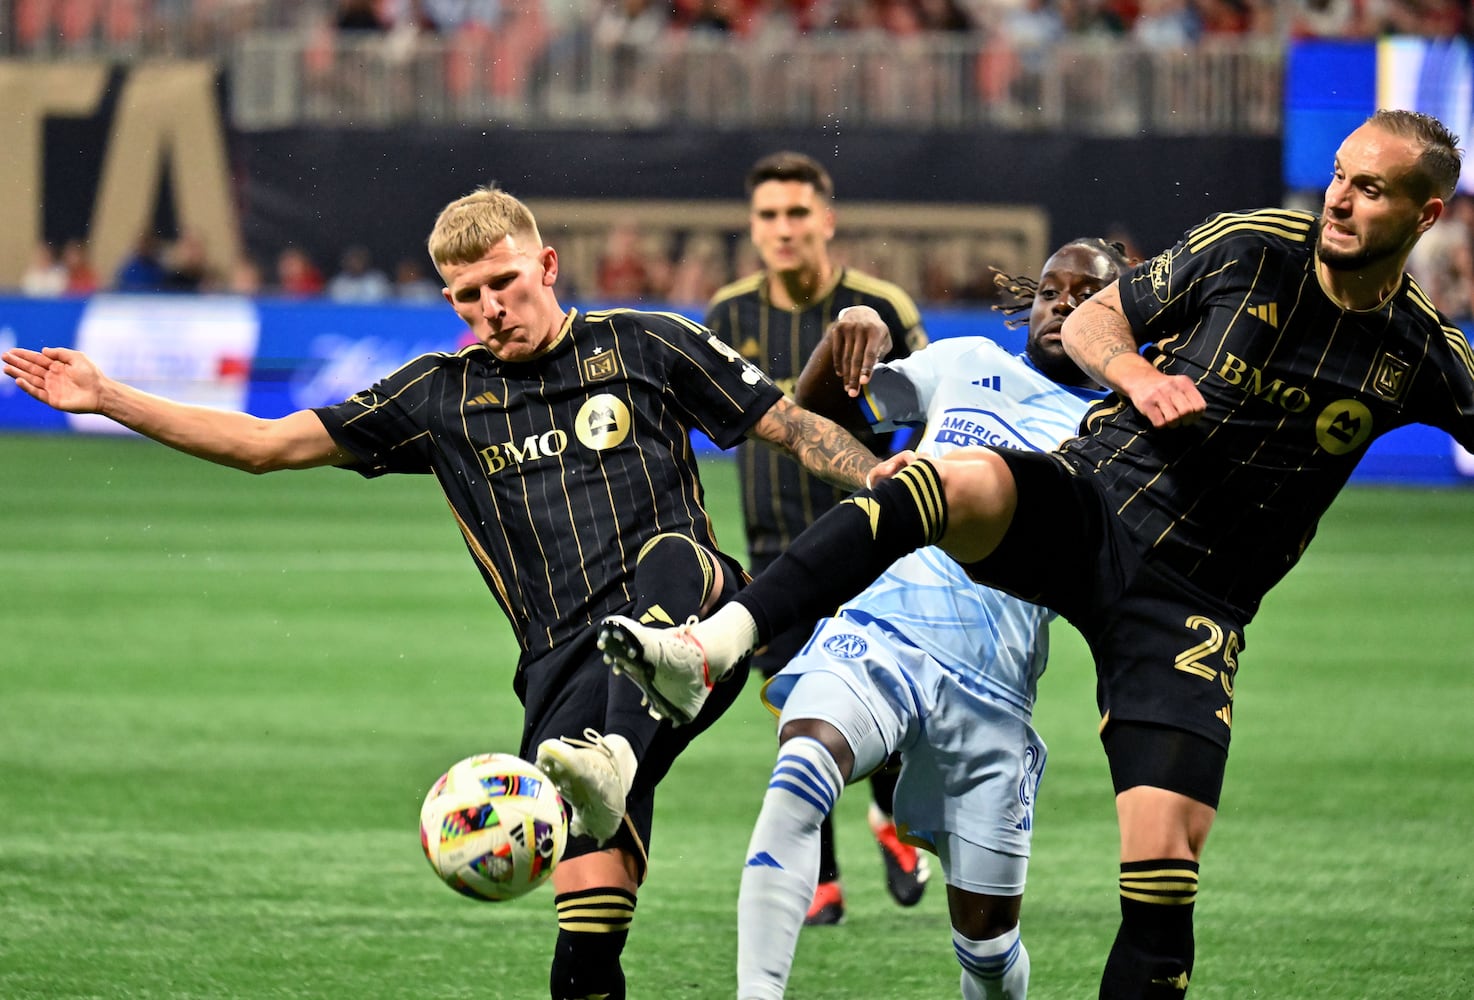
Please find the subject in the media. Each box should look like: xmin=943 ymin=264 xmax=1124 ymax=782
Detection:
xmin=419 ymin=752 xmax=569 ymax=902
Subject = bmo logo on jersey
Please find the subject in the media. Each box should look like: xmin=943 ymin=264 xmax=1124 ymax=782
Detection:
xmin=478 ymin=429 xmax=570 ymax=474
xmin=477 ymin=393 xmax=632 ymax=474
xmin=933 ymin=408 xmax=1027 ymax=451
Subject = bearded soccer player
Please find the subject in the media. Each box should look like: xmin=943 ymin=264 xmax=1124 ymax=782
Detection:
xmin=601 ymin=110 xmax=1474 ymax=997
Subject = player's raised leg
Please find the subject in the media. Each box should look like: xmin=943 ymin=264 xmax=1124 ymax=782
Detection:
xmin=599 ymin=457 xmax=959 ymax=722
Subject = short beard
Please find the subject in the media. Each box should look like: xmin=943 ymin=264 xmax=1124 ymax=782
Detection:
xmin=1317 ymin=223 xmax=1410 ymax=272
xmin=1027 ymin=342 xmax=1092 ymax=388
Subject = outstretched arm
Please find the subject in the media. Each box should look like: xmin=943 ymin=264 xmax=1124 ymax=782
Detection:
xmin=794 ymin=305 xmax=890 ymax=435
xmin=748 ymin=395 xmax=879 ymax=491
xmin=3 ymin=346 xmax=350 ymax=473
xmin=1061 ymin=282 xmax=1205 ymax=429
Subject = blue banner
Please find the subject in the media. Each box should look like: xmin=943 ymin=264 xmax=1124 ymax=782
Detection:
xmin=0 ymin=295 xmax=1466 ymax=484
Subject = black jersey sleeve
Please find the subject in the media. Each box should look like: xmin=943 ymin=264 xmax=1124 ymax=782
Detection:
xmin=312 ymin=353 xmax=448 ymax=476
xmin=641 ymin=311 xmax=784 ymax=449
xmin=1118 ymin=209 xmax=1318 ymax=342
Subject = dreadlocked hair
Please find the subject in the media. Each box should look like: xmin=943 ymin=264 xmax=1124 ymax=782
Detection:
xmin=990 ymin=237 xmax=1134 ymax=330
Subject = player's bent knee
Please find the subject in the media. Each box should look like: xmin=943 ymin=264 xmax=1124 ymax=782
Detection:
xmin=947 ymin=885 xmax=1022 ymax=943
xmin=553 ymin=848 xmax=640 ymax=895
xmin=778 ymin=718 xmax=855 ymax=781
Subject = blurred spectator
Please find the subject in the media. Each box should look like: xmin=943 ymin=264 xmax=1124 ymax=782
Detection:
xmin=336 ymin=0 xmax=388 ymax=31
xmin=1366 ymin=0 xmax=1464 ymax=36
xmin=393 ymin=257 xmax=444 ymax=302
xmin=1064 ymin=0 xmax=1134 ymax=33
xmin=595 ymin=217 xmax=658 ymax=301
xmin=673 ymin=0 xmax=737 ymax=32
xmin=20 ymin=242 xmax=67 ymax=297
xmin=1194 ymin=0 xmax=1268 ymax=34
xmin=1408 ymin=195 xmax=1474 ymax=321
xmin=1133 ymin=0 xmax=1198 ymax=46
xmin=228 ymin=255 xmax=266 ymax=295
xmin=379 ymin=0 xmax=441 ymax=31
xmin=164 ymin=230 xmax=213 ymax=292
xmin=664 ymin=234 xmax=725 ymax=308
xmin=327 ymin=245 xmax=392 ymax=302
xmin=419 ymin=0 xmax=505 ymax=31
xmin=60 ymin=239 xmax=100 ymax=295
xmin=593 ymin=0 xmax=667 ymax=109
xmin=114 ymin=234 xmax=170 ymax=292
xmin=275 ymin=246 xmax=326 ymax=297
xmin=1289 ymin=0 xmax=1370 ymax=36
xmin=915 ymin=0 xmax=974 ymax=30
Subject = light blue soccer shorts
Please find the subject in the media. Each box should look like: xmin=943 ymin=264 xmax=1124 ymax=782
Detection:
xmin=764 ymin=615 xmax=1047 ymax=896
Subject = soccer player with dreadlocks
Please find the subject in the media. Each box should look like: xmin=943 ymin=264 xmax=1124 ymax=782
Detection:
xmin=704 ymin=237 xmax=1131 ymax=999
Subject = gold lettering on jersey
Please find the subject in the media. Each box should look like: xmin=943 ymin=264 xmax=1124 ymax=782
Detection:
xmin=583 ymin=352 xmax=618 ymax=382
xmin=1173 ymin=615 xmax=1239 ymax=730
xmin=1314 ymin=399 xmax=1373 ymax=455
xmin=575 ymin=393 xmax=632 ymax=451
xmin=1146 ymin=249 xmax=1172 ymax=303
xmin=1216 ymin=353 xmax=1311 ymax=413
xmin=1371 ymin=353 xmax=1409 ymax=403
xmin=1173 ymin=615 xmax=1223 ymax=681
xmin=478 ymin=430 xmax=569 ymax=474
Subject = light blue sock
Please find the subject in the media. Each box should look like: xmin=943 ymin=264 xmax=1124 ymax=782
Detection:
xmin=737 ymin=737 xmax=843 ymax=1000
xmin=956 ymin=924 xmax=1029 ymax=1000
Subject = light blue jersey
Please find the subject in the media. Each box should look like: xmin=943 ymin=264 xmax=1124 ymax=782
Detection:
xmin=843 ymin=337 xmax=1105 ymax=717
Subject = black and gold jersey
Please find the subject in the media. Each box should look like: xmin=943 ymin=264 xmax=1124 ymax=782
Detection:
xmin=1063 ymin=208 xmax=1474 ymax=619
xmin=705 ymin=268 xmax=927 ymax=562
xmin=314 ymin=308 xmax=782 ymax=660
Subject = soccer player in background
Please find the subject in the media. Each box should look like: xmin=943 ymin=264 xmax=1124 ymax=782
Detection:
xmin=600 ymin=110 xmax=1474 ymax=997
xmin=705 ymin=150 xmax=932 ymax=924
xmin=2 ymin=186 xmax=884 ymax=1000
xmin=729 ymin=238 xmax=1129 ymax=1000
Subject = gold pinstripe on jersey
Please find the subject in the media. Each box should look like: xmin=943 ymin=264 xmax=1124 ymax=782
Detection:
xmin=313 ymin=308 xmax=781 ymax=659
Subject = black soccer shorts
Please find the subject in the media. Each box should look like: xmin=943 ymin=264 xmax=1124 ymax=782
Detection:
xmin=960 ymin=449 xmax=1245 ymax=804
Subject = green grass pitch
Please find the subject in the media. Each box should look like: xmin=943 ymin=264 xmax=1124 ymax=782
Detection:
xmin=1 ymin=433 xmax=1471 ymax=998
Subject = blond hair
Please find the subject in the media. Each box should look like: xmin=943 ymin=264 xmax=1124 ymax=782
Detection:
xmin=427 ymin=186 xmax=543 ymax=272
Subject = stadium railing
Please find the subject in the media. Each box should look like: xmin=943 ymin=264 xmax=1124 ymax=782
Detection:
xmin=1 ymin=1 xmax=1284 ymax=137
xmin=228 ymin=31 xmax=1283 ymax=135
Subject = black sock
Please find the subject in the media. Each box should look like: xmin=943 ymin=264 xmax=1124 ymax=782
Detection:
xmin=1100 ymin=859 xmax=1198 ymax=999
xmin=868 ymin=760 xmax=899 ymax=816
xmin=817 ymin=813 xmax=840 ymax=883
xmin=734 ymin=460 xmax=946 ymax=643
xmin=551 ymin=887 xmax=636 ymax=1000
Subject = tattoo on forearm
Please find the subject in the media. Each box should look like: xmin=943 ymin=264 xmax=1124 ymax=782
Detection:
xmin=1070 ymin=303 xmax=1137 ymax=384
xmin=759 ymin=400 xmax=877 ymax=490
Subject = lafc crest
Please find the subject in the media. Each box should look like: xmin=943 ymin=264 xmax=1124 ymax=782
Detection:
xmin=1371 ymin=352 xmax=1410 ymax=403
xmin=583 ymin=350 xmax=619 ymax=382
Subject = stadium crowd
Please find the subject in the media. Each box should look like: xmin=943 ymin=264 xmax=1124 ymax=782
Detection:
xmin=8 ymin=0 xmax=1471 ymax=60
xmin=13 ymin=196 xmax=1474 ymax=319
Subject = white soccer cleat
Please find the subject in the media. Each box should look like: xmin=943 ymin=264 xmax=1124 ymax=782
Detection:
xmin=598 ymin=615 xmax=714 ymax=726
xmin=535 ymin=728 xmax=635 ymax=846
